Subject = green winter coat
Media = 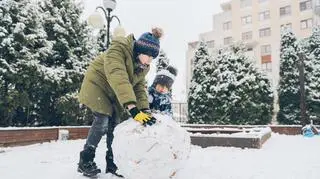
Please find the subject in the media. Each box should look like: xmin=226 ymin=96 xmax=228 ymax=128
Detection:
xmin=78 ymin=34 xmax=149 ymax=121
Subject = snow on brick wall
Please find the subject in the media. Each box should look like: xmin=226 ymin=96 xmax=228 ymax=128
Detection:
xmin=0 ymin=125 xmax=313 ymax=147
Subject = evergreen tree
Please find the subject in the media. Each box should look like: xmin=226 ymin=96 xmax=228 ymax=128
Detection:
xmin=307 ymin=26 xmax=320 ymax=122
xmin=36 ymin=0 xmax=98 ymax=125
xmin=188 ymin=41 xmax=214 ymax=123
xmin=278 ymin=29 xmax=302 ymax=124
xmin=0 ymin=0 xmax=48 ymax=126
xmin=156 ymin=49 xmax=170 ymax=72
xmin=97 ymin=26 xmax=107 ymax=52
xmin=205 ymin=44 xmax=273 ymax=124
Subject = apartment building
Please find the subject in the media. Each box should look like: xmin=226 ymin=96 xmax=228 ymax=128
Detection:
xmin=186 ymin=0 xmax=320 ymax=93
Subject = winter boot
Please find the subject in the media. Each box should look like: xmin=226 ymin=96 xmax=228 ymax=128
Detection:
xmin=106 ymin=151 xmax=124 ymax=178
xmin=78 ymin=146 xmax=101 ymax=177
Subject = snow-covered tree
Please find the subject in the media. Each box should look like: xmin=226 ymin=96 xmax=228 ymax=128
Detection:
xmin=188 ymin=41 xmax=214 ymax=123
xmin=97 ymin=26 xmax=107 ymax=52
xmin=278 ymin=29 xmax=303 ymax=124
xmin=156 ymin=50 xmax=170 ymax=72
xmin=34 ymin=0 xmax=98 ymax=125
xmin=0 ymin=0 xmax=48 ymax=126
xmin=188 ymin=42 xmax=273 ymax=124
xmin=205 ymin=44 xmax=273 ymax=124
xmin=307 ymin=26 xmax=320 ymax=122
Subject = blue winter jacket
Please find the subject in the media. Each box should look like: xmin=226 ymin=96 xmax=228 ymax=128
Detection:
xmin=148 ymin=86 xmax=173 ymax=116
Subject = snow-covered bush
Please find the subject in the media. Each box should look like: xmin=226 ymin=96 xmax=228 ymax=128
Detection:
xmin=0 ymin=0 xmax=48 ymax=126
xmin=277 ymin=29 xmax=316 ymax=124
xmin=306 ymin=27 xmax=320 ymax=124
xmin=188 ymin=42 xmax=273 ymax=124
xmin=188 ymin=41 xmax=214 ymax=124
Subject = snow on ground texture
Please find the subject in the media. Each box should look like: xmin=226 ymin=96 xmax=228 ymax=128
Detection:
xmin=0 ymin=134 xmax=320 ymax=179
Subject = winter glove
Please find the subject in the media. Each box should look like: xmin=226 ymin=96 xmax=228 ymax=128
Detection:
xmin=141 ymin=108 xmax=152 ymax=115
xmin=129 ymin=107 xmax=156 ymax=126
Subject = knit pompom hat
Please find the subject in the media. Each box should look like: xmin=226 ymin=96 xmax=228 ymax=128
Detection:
xmin=153 ymin=65 xmax=178 ymax=89
xmin=134 ymin=28 xmax=163 ymax=58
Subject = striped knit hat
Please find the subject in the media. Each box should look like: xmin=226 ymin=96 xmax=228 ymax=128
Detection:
xmin=134 ymin=28 xmax=163 ymax=58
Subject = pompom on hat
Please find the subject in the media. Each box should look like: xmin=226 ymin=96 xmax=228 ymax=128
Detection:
xmin=134 ymin=27 xmax=163 ymax=58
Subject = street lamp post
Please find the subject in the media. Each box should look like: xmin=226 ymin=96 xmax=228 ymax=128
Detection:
xmin=297 ymin=52 xmax=308 ymax=126
xmin=88 ymin=0 xmax=121 ymax=49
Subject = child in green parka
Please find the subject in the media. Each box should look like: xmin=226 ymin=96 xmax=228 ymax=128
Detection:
xmin=77 ymin=28 xmax=163 ymax=177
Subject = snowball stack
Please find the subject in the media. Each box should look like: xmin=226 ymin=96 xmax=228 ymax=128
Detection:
xmin=112 ymin=113 xmax=191 ymax=179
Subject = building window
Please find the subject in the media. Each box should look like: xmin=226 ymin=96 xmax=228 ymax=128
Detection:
xmin=259 ymin=0 xmax=268 ymax=3
xmin=241 ymin=15 xmax=252 ymax=25
xmin=261 ymin=62 xmax=272 ymax=72
xmin=261 ymin=45 xmax=271 ymax=55
xmin=223 ymin=21 xmax=232 ymax=30
xmin=259 ymin=10 xmax=270 ymax=21
xmin=259 ymin=28 xmax=271 ymax=38
xmin=300 ymin=0 xmax=312 ymax=11
xmin=281 ymin=23 xmax=292 ymax=31
xmin=261 ymin=44 xmax=272 ymax=72
xmin=242 ymin=31 xmax=252 ymax=41
xmin=206 ymin=40 xmax=215 ymax=48
xmin=240 ymin=0 xmax=251 ymax=8
xmin=224 ymin=37 xmax=233 ymax=45
xmin=280 ymin=5 xmax=291 ymax=17
xmin=301 ymin=18 xmax=313 ymax=29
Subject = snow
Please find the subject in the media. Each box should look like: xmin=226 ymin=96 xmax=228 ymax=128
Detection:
xmin=187 ymin=127 xmax=272 ymax=138
xmin=0 ymin=132 xmax=320 ymax=179
xmin=113 ymin=114 xmax=190 ymax=179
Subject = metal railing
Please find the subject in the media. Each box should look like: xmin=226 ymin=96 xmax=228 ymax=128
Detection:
xmin=172 ymin=102 xmax=188 ymax=123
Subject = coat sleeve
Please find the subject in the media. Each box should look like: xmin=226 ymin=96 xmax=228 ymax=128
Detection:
xmin=133 ymin=79 xmax=149 ymax=109
xmin=103 ymin=45 xmax=137 ymax=106
xmin=165 ymin=95 xmax=173 ymax=116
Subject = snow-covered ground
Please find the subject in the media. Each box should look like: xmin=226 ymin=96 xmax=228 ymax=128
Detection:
xmin=0 ymin=133 xmax=320 ymax=179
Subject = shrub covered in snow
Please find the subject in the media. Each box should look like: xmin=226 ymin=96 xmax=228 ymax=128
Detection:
xmin=188 ymin=42 xmax=273 ymax=125
xmin=278 ymin=29 xmax=302 ymax=124
xmin=0 ymin=0 xmax=97 ymax=126
xmin=0 ymin=0 xmax=49 ymax=126
xmin=277 ymin=28 xmax=320 ymax=124
xmin=112 ymin=114 xmax=191 ymax=179
xmin=306 ymin=27 xmax=320 ymax=123
xmin=188 ymin=41 xmax=214 ymax=124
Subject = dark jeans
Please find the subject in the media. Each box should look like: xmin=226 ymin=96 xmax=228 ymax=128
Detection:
xmin=83 ymin=112 xmax=116 ymax=168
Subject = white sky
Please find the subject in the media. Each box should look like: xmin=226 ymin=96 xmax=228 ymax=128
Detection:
xmin=82 ymin=0 xmax=227 ymax=101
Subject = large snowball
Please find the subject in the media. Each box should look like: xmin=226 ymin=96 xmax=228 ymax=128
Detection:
xmin=112 ymin=113 xmax=191 ymax=179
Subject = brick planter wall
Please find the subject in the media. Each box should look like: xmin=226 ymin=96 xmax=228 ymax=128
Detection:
xmin=0 ymin=128 xmax=57 ymax=147
xmin=58 ymin=127 xmax=90 ymax=140
xmin=181 ymin=124 xmax=308 ymax=135
xmin=0 ymin=125 xmax=317 ymax=147
xmin=269 ymin=126 xmax=302 ymax=135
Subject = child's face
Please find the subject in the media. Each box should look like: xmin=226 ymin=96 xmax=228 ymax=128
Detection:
xmin=155 ymin=84 xmax=169 ymax=94
xmin=138 ymin=54 xmax=153 ymax=66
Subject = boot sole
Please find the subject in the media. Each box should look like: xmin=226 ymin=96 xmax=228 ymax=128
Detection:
xmin=106 ymin=170 xmax=124 ymax=178
xmin=78 ymin=167 xmax=101 ymax=178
